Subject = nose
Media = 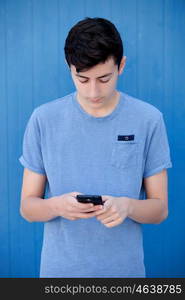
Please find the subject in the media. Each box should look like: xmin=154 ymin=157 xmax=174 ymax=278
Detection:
xmin=88 ymin=81 xmax=100 ymax=99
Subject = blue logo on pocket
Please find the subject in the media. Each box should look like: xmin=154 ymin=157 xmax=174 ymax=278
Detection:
xmin=117 ymin=135 xmax=135 ymax=141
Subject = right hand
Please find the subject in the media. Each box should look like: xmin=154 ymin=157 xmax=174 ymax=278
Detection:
xmin=50 ymin=192 xmax=103 ymax=221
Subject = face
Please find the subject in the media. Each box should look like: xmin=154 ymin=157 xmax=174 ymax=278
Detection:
xmin=70 ymin=56 xmax=126 ymax=112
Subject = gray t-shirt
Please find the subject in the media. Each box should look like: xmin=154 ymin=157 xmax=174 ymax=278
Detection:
xmin=19 ymin=91 xmax=172 ymax=277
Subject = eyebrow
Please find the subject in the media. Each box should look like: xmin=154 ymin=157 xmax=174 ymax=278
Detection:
xmin=75 ymin=72 xmax=113 ymax=79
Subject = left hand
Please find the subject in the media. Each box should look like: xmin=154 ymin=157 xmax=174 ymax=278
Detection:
xmin=95 ymin=195 xmax=131 ymax=228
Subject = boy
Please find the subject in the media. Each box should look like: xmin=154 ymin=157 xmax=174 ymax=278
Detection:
xmin=19 ymin=17 xmax=172 ymax=277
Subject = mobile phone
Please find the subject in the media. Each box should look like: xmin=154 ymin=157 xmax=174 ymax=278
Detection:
xmin=76 ymin=195 xmax=103 ymax=206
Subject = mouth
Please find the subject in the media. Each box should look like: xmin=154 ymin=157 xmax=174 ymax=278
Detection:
xmin=89 ymin=98 xmax=102 ymax=103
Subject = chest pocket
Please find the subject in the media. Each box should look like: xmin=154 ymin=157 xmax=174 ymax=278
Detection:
xmin=111 ymin=141 xmax=139 ymax=169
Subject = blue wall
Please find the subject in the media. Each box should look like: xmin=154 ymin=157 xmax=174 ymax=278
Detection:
xmin=0 ymin=0 xmax=185 ymax=278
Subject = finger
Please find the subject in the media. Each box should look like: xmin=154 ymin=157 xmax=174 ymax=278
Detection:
xmin=70 ymin=191 xmax=83 ymax=198
xmin=96 ymin=210 xmax=111 ymax=220
xmin=103 ymin=199 xmax=113 ymax=210
xmin=101 ymin=195 xmax=110 ymax=202
xmin=100 ymin=213 xmax=119 ymax=224
xmin=104 ymin=218 xmax=123 ymax=228
xmin=78 ymin=205 xmax=103 ymax=213
xmin=94 ymin=206 xmax=112 ymax=217
xmin=85 ymin=205 xmax=103 ymax=213
xmin=71 ymin=197 xmax=94 ymax=210
xmin=73 ymin=201 xmax=94 ymax=210
xmin=74 ymin=202 xmax=103 ymax=212
xmin=71 ymin=211 xmax=99 ymax=219
xmin=67 ymin=216 xmax=80 ymax=221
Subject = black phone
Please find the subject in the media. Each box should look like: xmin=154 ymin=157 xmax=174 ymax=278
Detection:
xmin=76 ymin=195 xmax=103 ymax=206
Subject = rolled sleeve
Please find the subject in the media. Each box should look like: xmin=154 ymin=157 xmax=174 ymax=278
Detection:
xmin=19 ymin=109 xmax=46 ymax=175
xmin=143 ymin=113 xmax=172 ymax=178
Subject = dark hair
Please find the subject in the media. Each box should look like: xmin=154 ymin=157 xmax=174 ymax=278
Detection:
xmin=64 ymin=17 xmax=123 ymax=72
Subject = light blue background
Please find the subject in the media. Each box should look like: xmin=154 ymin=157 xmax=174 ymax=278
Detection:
xmin=0 ymin=0 xmax=184 ymax=277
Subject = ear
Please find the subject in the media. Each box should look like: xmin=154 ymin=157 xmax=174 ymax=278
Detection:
xmin=118 ymin=56 xmax=126 ymax=75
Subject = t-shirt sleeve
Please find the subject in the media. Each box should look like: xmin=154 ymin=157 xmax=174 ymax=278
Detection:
xmin=19 ymin=109 xmax=46 ymax=175
xmin=143 ymin=113 xmax=172 ymax=178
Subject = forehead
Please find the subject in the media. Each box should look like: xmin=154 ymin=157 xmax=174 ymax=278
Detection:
xmin=71 ymin=57 xmax=117 ymax=77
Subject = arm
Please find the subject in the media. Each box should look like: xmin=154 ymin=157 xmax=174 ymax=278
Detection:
xmin=20 ymin=168 xmax=56 ymax=222
xmin=128 ymin=169 xmax=168 ymax=224
xmin=95 ymin=169 xmax=168 ymax=227
xmin=20 ymin=168 xmax=102 ymax=222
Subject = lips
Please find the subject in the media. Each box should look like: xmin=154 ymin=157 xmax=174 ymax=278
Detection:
xmin=90 ymin=98 xmax=102 ymax=103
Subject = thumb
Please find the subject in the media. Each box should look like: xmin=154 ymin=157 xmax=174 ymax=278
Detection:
xmin=101 ymin=195 xmax=110 ymax=203
xmin=71 ymin=192 xmax=83 ymax=197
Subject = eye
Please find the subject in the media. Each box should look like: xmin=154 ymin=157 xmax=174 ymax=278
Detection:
xmin=78 ymin=77 xmax=111 ymax=83
xmin=100 ymin=78 xmax=110 ymax=83
xmin=99 ymin=78 xmax=110 ymax=83
xmin=79 ymin=79 xmax=88 ymax=83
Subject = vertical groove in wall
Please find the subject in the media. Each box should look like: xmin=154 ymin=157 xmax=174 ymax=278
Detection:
xmin=5 ymin=0 xmax=11 ymax=278
xmin=31 ymin=0 xmax=34 ymax=110
xmin=57 ymin=0 xmax=60 ymax=98
xmin=136 ymin=0 xmax=139 ymax=98
xmin=32 ymin=0 xmax=34 ymax=109
xmin=163 ymin=0 xmax=165 ymax=114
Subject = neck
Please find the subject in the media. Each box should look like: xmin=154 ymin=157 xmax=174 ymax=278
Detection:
xmin=77 ymin=90 xmax=120 ymax=117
